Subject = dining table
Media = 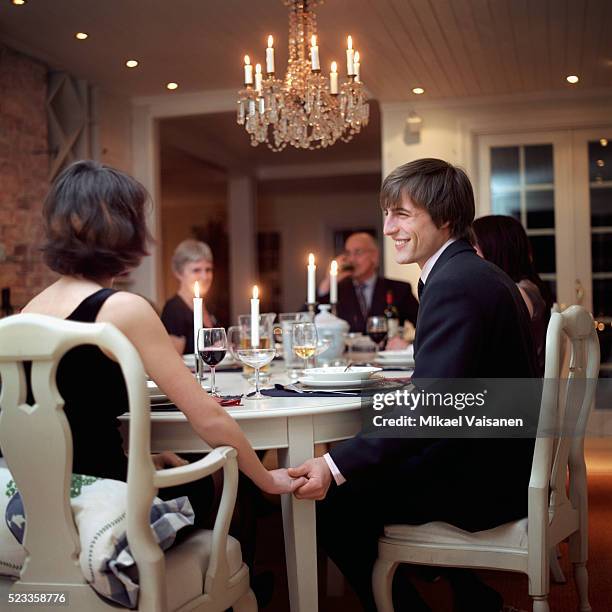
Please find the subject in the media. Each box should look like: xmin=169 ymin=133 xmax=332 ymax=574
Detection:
xmin=119 ymin=361 xmax=412 ymax=612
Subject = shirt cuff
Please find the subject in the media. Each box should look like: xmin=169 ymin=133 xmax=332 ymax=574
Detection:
xmin=323 ymin=452 xmax=346 ymax=486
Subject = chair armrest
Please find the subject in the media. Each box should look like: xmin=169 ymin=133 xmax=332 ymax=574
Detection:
xmin=153 ymin=446 xmax=237 ymax=489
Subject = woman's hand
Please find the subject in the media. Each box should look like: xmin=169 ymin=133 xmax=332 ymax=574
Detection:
xmin=152 ymin=451 xmax=190 ymax=470
xmin=262 ymin=468 xmax=308 ymax=495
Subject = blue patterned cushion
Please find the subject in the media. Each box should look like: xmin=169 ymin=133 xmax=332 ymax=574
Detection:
xmin=2 ymin=468 xmax=194 ymax=609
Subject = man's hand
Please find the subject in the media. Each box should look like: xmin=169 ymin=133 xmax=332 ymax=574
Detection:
xmin=386 ymin=336 xmax=410 ymax=350
xmin=288 ymin=457 xmax=333 ymax=500
xmin=152 ymin=451 xmax=189 ymax=470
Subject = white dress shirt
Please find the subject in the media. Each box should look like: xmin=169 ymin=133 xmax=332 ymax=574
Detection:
xmin=323 ymin=238 xmax=458 ymax=485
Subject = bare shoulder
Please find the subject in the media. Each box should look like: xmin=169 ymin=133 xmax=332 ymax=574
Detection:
xmin=98 ymin=291 xmax=159 ymax=324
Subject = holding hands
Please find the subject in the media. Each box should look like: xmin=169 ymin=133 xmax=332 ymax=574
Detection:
xmin=288 ymin=457 xmax=333 ymax=500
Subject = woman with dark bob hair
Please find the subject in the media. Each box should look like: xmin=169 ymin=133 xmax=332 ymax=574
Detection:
xmin=473 ymin=214 xmax=553 ymax=375
xmin=22 ymin=160 xmax=303 ymax=506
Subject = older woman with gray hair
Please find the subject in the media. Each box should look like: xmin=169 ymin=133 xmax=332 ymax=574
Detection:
xmin=161 ymin=239 xmax=218 ymax=354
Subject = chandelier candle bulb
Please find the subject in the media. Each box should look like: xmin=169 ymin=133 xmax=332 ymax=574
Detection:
xmin=266 ymin=35 xmax=275 ymax=74
xmin=311 ymin=35 xmax=320 ymax=71
xmin=354 ymin=51 xmax=360 ymax=82
xmin=255 ymin=63 xmax=263 ymax=92
xmin=244 ymin=55 xmax=253 ymax=85
xmin=330 ymin=260 xmax=338 ymax=304
xmin=251 ymin=285 xmax=260 ymax=348
xmin=307 ymin=253 xmax=316 ymax=304
xmin=193 ymin=281 xmax=203 ymax=368
xmin=330 ymin=61 xmax=339 ymax=94
xmin=346 ymin=35 xmax=355 ymax=75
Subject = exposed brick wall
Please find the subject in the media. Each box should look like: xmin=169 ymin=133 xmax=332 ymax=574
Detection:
xmin=0 ymin=44 xmax=55 ymax=310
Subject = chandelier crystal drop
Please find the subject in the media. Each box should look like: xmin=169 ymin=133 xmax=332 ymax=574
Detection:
xmin=237 ymin=0 xmax=369 ymax=152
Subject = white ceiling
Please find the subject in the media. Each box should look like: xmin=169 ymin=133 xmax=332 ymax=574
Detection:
xmin=2 ymin=0 xmax=611 ymax=101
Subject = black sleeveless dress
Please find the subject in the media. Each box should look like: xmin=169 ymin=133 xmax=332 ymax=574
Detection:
xmin=26 ymin=288 xmax=129 ymax=481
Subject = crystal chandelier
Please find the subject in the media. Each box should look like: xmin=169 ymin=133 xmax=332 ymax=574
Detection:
xmin=236 ymin=0 xmax=369 ymax=152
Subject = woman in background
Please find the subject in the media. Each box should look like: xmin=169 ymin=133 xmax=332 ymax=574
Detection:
xmin=162 ymin=239 xmax=217 ymax=354
xmin=473 ymin=214 xmax=553 ymax=375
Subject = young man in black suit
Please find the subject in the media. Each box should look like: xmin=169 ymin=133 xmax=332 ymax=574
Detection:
xmin=317 ymin=232 xmax=419 ymax=333
xmin=289 ymin=159 xmax=538 ymax=611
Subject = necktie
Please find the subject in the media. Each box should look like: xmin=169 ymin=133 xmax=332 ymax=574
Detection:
xmin=418 ymin=279 xmax=425 ymax=300
xmin=356 ymin=283 xmax=368 ymax=318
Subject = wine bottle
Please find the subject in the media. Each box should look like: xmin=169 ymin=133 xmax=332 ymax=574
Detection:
xmin=384 ymin=290 xmax=399 ymax=338
xmin=1 ymin=288 xmax=13 ymax=318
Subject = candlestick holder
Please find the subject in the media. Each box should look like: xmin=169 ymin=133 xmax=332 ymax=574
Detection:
xmin=307 ymin=302 xmax=318 ymax=317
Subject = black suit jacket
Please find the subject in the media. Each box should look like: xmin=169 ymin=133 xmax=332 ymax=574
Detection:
xmin=329 ymin=240 xmax=539 ymax=531
xmin=319 ymin=276 xmax=419 ymax=333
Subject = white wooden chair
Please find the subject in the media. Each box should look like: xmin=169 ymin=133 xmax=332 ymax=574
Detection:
xmin=0 ymin=313 xmax=257 ymax=612
xmin=372 ymin=305 xmax=599 ymax=612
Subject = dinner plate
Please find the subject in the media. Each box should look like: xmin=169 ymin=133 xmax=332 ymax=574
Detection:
xmin=302 ymin=366 xmax=382 ymax=382
xmin=300 ymin=376 xmax=384 ymax=389
xmin=376 ymin=355 xmax=415 ymax=366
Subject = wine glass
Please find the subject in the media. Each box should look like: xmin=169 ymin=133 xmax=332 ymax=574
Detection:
xmin=227 ymin=326 xmax=242 ymax=361
xmin=236 ymin=318 xmax=275 ymax=400
xmin=292 ymin=322 xmax=318 ymax=371
xmin=197 ymin=327 xmax=227 ymax=397
xmin=366 ymin=316 xmax=388 ymax=352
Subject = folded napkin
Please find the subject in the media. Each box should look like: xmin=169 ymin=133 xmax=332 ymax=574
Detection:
xmin=213 ymin=395 xmax=242 ymax=406
xmin=247 ymin=384 xmax=360 ymax=398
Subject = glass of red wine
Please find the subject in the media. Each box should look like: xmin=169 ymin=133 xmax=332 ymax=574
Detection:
xmin=366 ymin=316 xmax=388 ymax=353
xmin=197 ymin=327 xmax=227 ymax=397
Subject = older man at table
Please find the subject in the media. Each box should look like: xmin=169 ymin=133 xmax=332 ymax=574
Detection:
xmin=317 ymin=231 xmax=419 ymax=333
xmin=289 ymin=159 xmax=538 ymax=611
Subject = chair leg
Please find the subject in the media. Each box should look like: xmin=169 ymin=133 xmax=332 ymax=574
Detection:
xmin=532 ymin=596 xmax=550 ymax=612
xmin=572 ymin=562 xmax=592 ymax=612
xmin=549 ymin=545 xmax=566 ymax=583
xmin=372 ymin=559 xmax=398 ymax=612
xmin=232 ymin=588 xmax=258 ymax=612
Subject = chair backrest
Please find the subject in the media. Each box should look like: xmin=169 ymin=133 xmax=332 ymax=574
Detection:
xmin=529 ymin=306 xmax=600 ymax=534
xmin=0 ymin=314 xmax=165 ymax=609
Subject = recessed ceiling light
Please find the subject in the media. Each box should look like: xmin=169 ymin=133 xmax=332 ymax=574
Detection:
xmin=12 ymin=0 xmax=26 ymax=5
xmin=166 ymin=82 xmax=178 ymax=90
xmin=75 ymin=32 xmax=88 ymax=40
xmin=600 ymin=138 xmax=608 ymax=147
xmin=412 ymin=87 xmax=425 ymax=95
xmin=566 ymin=75 xmax=579 ymax=84
xmin=125 ymin=60 xmax=139 ymax=68
xmin=596 ymin=159 xmax=605 ymax=168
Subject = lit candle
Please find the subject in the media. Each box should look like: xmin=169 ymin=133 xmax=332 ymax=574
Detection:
xmin=193 ymin=281 xmax=203 ymax=359
xmin=307 ymin=253 xmax=316 ymax=304
xmin=330 ymin=260 xmax=338 ymax=304
xmin=266 ymin=35 xmax=275 ymax=74
xmin=244 ymin=55 xmax=253 ymax=85
xmin=311 ymin=35 xmax=320 ymax=71
xmin=330 ymin=61 xmax=338 ymax=94
xmin=251 ymin=285 xmax=260 ymax=348
xmin=255 ymin=63 xmax=263 ymax=93
xmin=346 ymin=35 xmax=355 ymax=76
xmin=354 ymin=51 xmax=360 ymax=82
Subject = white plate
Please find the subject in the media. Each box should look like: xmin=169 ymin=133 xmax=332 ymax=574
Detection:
xmin=303 ymin=366 xmax=382 ymax=382
xmin=377 ymin=356 xmax=415 ymax=365
xmin=300 ymin=376 xmax=383 ymax=389
xmin=378 ymin=348 xmax=414 ymax=358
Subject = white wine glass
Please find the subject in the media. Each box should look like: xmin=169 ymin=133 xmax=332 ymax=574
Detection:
xmin=236 ymin=320 xmax=275 ymax=400
xmin=197 ymin=327 xmax=227 ymax=397
xmin=292 ymin=322 xmax=318 ymax=371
